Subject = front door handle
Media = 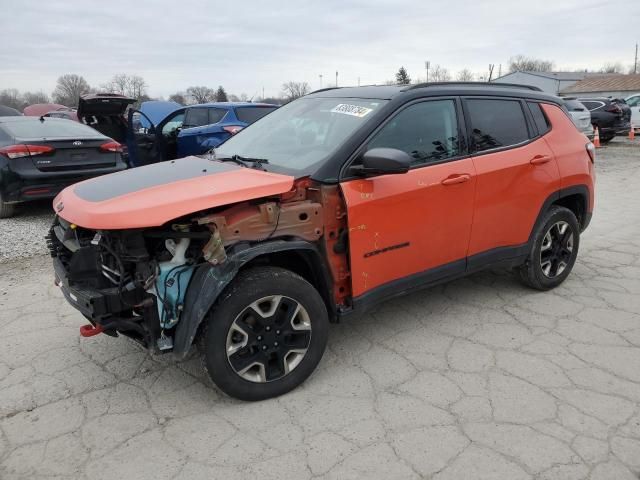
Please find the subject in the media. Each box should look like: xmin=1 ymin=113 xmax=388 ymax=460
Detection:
xmin=530 ymin=154 xmax=552 ymax=165
xmin=441 ymin=174 xmax=471 ymax=185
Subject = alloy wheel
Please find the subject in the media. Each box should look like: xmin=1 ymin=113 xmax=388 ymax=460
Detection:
xmin=539 ymin=220 xmax=574 ymax=278
xmin=226 ymin=295 xmax=312 ymax=383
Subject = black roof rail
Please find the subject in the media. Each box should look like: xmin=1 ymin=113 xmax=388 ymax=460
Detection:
xmin=309 ymin=87 xmax=341 ymax=94
xmin=403 ymin=82 xmax=543 ymax=92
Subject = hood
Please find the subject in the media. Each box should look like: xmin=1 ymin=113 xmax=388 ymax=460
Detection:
xmin=53 ymin=156 xmax=294 ymax=230
xmin=77 ymin=93 xmax=136 ymax=118
xmin=138 ymin=100 xmax=183 ymax=128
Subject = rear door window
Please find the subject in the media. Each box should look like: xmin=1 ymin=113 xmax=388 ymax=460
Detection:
xmin=527 ymin=102 xmax=550 ymax=136
xmin=183 ymin=108 xmax=210 ymax=128
xmin=580 ymin=101 xmax=603 ymax=111
xmin=367 ymin=99 xmax=460 ymax=165
xmin=235 ymin=106 xmax=278 ymax=124
xmin=465 ymin=99 xmax=529 ymax=152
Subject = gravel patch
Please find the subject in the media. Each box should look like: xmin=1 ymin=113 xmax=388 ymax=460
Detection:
xmin=0 ymin=200 xmax=54 ymax=262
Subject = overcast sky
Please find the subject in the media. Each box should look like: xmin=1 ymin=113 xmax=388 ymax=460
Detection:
xmin=2 ymin=0 xmax=638 ymax=99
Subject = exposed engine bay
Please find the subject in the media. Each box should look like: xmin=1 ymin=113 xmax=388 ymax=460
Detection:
xmin=48 ymin=180 xmax=351 ymax=356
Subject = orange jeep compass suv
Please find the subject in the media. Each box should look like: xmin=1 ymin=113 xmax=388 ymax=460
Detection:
xmin=50 ymin=83 xmax=595 ymax=400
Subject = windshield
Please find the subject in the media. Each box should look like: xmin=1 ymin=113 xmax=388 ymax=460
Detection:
xmin=215 ymin=97 xmax=387 ymax=174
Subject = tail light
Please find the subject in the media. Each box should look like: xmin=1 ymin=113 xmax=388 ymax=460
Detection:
xmin=223 ymin=126 xmax=244 ymax=135
xmin=99 ymin=141 xmax=123 ymax=153
xmin=605 ymin=104 xmax=622 ymax=114
xmin=0 ymin=144 xmax=55 ymax=159
xmin=586 ymin=142 xmax=595 ymax=163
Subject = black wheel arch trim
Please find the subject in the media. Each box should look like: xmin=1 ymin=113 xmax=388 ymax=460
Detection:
xmin=530 ymin=185 xmax=591 ymax=237
xmin=173 ymin=239 xmax=334 ymax=358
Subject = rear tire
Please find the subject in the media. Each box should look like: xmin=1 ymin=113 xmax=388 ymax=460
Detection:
xmin=518 ymin=206 xmax=580 ymax=291
xmin=202 ymin=266 xmax=328 ymax=401
xmin=0 ymin=194 xmax=15 ymax=218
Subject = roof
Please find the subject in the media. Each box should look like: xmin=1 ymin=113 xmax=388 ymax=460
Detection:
xmin=306 ymin=83 xmax=559 ymax=103
xmin=560 ymin=75 xmax=640 ymax=94
xmin=0 ymin=105 xmax=21 ymax=116
xmin=494 ymin=71 xmax=605 ymax=82
xmin=192 ymin=102 xmax=278 ymax=108
xmin=23 ymin=103 xmax=70 ymax=116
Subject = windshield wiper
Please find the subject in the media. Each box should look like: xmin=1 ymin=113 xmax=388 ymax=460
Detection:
xmin=218 ymin=154 xmax=269 ymax=170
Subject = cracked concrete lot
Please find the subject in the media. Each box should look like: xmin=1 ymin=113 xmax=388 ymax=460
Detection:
xmin=1 ymin=139 xmax=640 ymax=480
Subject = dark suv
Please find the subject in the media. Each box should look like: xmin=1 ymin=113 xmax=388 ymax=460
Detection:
xmin=578 ymin=97 xmax=631 ymax=143
xmin=51 ymin=82 xmax=595 ymax=400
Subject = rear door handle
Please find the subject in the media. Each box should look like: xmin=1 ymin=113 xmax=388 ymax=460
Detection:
xmin=530 ymin=155 xmax=552 ymax=165
xmin=441 ymin=173 xmax=471 ymax=185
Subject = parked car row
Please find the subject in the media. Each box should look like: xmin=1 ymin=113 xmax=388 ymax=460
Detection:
xmin=577 ymin=97 xmax=632 ymax=143
xmin=0 ymin=94 xmax=278 ymax=217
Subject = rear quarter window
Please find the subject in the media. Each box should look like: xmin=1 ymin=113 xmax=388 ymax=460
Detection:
xmin=234 ymin=106 xmax=278 ymax=124
xmin=465 ymin=98 xmax=529 ymax=152
xmin=527 ymin=102 xmax=551 ymax=136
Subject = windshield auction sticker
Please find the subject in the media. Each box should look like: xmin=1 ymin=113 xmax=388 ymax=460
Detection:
xmin=331 ymin=104 xmax=373 ymax=118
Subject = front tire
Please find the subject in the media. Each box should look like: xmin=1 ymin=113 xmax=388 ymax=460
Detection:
xmin=202 ymin=266 xmax=329 ymax=401
xmin=518 ymin=206 xmax=580 ymax=291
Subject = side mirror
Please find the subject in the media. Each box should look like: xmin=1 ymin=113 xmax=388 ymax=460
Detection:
xmin=351 ymin=148 xmax=412 ymax=176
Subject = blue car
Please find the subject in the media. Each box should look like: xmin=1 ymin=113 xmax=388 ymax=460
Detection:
xmin=127 ymin=101 xmax=278 ymax=166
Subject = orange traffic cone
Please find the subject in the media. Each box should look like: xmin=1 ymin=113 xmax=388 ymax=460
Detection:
xmin=630 ymin=125 xmax=636 ymax=141
xmin=593 ymin=127 xmax=601 ymax=148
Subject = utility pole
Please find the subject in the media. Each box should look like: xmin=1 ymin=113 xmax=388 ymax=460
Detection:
xmin=262 ymin=86 xmax=264 ymax=100
xmin=635 ymin=43 xmax=638 ymax=74
xmin=498 ymin=64 xmax=502 ymax=78
xmin=319 ymin=74 xmax=323 ymax=88
xmin=336 ymin=71 xmax=339 ymax=87
xmin=488 ymin=64 xmax=495 ymax=82
xmin=425 ymin=60 xmax=430 ymax=82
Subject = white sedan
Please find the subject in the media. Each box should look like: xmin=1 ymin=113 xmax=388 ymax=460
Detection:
xmin=626 ymin=94 xmax=640 ymax=131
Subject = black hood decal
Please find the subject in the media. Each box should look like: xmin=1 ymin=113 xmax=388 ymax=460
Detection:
xmin=74 ymin=156 xmax=241 ymax=203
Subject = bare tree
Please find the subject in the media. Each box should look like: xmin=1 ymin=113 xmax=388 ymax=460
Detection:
xmin=281 ymin=81 xmax=310 ymax=101
xmin=53 ymin=74 xmax=90 ymax=107
xmin=395 ymin=67 xmax=411 ymax=85
xmin=239 ymin=93 xmax=249 ymax=102
xmin=0 ymin=89 xmax=22 ymax=110
xmin=508 ymin=55 xmax=554 ymax=73
xmin=430 ymin=65 xmax=451 ymax=82
xmin=600 ymin=62 xmax=625 ymax=74
xmin=102 ymin=74 xmax=148 ymax=99
xmin=168 ymin=92 xmax=187 ymax=105
xmin=229 ymin=94 xmax=240 ymax=102
xmin=186 ymin=86 xmax=215 ymax=104
xmin=456 ymin=69 xmax=475 ymax=82
xmin=22 ymin=91 xmax=50 ymax=105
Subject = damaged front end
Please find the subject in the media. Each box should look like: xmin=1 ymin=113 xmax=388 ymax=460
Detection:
xmin=49 ymin=180 xmax=351 ymax=357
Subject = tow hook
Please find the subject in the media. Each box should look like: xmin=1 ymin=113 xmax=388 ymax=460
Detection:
xmin=80 ymin=324 xmax=104 ymax=337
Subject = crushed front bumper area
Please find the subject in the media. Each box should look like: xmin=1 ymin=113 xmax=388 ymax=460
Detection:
xmin=49 ymin=223 xmax=162 ymax=350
